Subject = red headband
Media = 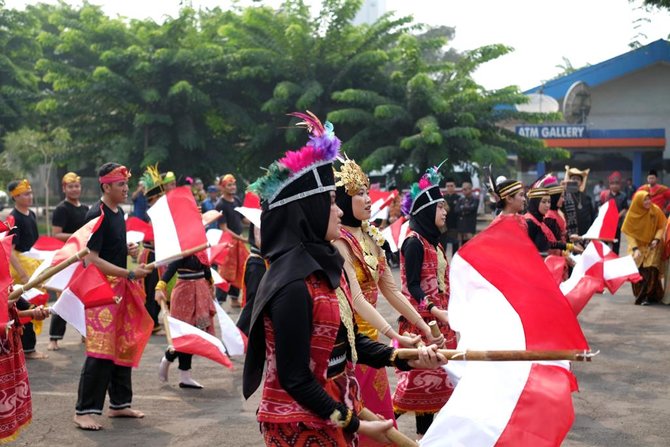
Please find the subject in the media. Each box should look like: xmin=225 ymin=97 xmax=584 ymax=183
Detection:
xmin=99 ymin=166 xmax=131 ymax=184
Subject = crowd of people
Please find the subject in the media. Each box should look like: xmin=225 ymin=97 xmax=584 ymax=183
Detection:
xmin=1 ymin=111 xmax=670 ymax=444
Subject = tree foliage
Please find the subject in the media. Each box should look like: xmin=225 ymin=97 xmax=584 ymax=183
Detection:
xmin=1 ymin=0 xmax=566 ymax=187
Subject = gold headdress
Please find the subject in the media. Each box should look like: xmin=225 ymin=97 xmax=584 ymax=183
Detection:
xmin=62 ymin=172 xmax=81 ymax=185
xmin=564 ymin=165 xmax=590 ymax=192
xmin=334 ymin=155 xmax=369 ymax=196
xmin=10 ymin=179 xmax=32 ymax=197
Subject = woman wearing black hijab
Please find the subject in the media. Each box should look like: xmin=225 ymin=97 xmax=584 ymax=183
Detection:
xmin=394 ymin=167 xmax=457 ymax=439
xmin=242 ymin=112 xmax=444 ymax=446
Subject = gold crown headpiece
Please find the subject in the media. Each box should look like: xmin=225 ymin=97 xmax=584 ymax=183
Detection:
xmin=334 ymin=155 xmax=369 ymax=196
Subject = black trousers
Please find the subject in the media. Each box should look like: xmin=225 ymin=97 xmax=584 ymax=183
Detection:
xmin=143 ymin=253 xmax=160 ymax=327
xmin=49 ymin=314 xmax=67 ymax=341
xmin=16 ymin=298 xmax=36 ymax=353
xmin=165 ymin=349 xmax=192 ymax=371
xmin=75 ymin=357 xmax=133 ymax=415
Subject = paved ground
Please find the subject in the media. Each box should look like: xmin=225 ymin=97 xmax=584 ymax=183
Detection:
xmin=14 ymin=265 xmax=670 ymax=446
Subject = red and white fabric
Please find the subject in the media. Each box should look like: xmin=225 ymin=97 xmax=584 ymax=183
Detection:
xmin=581 ymin=199 xmax=619 ymax=240
xmin=50 ymin=264 xmax=117 ymax=336
xmin=147 ymin=186 xmax=208 ymax=266
xmin=369 ymin=189 xmax=397 ymax=221
xmin=381 ymin=216 xmax=409 ymax=253
xmin=23 ymin=236 xmax=65 ymax=261
xmin=125 ymin=216 xmax=153 ymax=244
xmin=167 ymin=316 xmax=233 ymax=368
xmin=0 ymin=234 xmax=13 ymax=326
xmin=213 ymin=300 xmax=247 ymax=356
xmin=421 ymin=217 xmax=589 ymax=447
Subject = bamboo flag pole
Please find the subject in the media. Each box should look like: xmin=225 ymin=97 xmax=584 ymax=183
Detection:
xmin=159 ymin=300 xmax=175 ymax=353
xmin=358 ymin=408 xmax=418 ymax=447
xmin=581 ymin=237 xmax=618 ymax=243
xmin=396 ymin=349 xmax=598 ymax=362
xmin=8 ymin=248 xmax=90 ymax=304
xmin=145 ymin=243 xmax=210 ymax=270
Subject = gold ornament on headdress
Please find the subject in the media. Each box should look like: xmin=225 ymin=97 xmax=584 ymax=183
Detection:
xmin=10 ymin=179 xmax=32 ymax=197
xmin=142 ymin=164 xmax=163 ymax=190
xmin=334 ymin=155 xmax=369 ymax=196
xmin=62 ymin=172 xmax=81 ymax=185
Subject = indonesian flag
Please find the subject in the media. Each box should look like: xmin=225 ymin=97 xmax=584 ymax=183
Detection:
xmin=24 ymin=236 xmax=65 ymax=260
xmin=381 ymin=216 xmax=409 ymax=253
xmin=206 ymin=228 xmax=235 ymax=266
xmin=126 ymin=216 xmax=153 ymax=244
xmin=560 ymin=241 xmax=641 ymax=315
xmin=210 ymin=268 xmax=230 ymax=292
xmin=50 ymin=264 xmax=117 ymax=336
xmin=421 ymin=217 xmax=589 ymax=447
xmin=168 ymin=316 xmax=233 ymax=368
xmin=40 ymin=214 xmax=104 ymax=291
xmin=581 ymin=199 xmax=619 ymax=240
xmin=147 ymin=186 xmax=208 ymax=266
xmin=214 ymin=300 xmax=247 ymax=356
xmin=243 ymin=192 xmax=261 ymax=209
xmin=369 ymin=189 xmax=398 ymax=220
xmin=234 ymin=207 xmax=261 ymax=229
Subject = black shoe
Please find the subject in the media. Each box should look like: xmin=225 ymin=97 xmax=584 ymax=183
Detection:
xmin=640 ymin=300 xmax=650 ymax=306
xmin=179 ymin=382 xmax=203 ymax=389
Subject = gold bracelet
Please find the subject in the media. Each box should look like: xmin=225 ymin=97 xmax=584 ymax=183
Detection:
xmin=342 ymin=409 xmax=353 ymax=428
xmin=566 ymin=243 xmax=574 ymax=252
xmin=155 ymin=280 xmax=167 ymax=292
xmin=389 ymin=349 xmax=399 ymax=367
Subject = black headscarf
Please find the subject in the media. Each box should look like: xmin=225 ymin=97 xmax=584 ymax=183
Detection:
xmin=335 ymin=185 xmax=361 ymax=228
xmin=527 ymin=197 xmax=544 ymax=222
xmin=549 ymin=193 xmax=561 ymax=211
xmin=409 ymin=202 xmax=441 ymax=246
xmin=243 ymin=190 xmax=344 ymax=398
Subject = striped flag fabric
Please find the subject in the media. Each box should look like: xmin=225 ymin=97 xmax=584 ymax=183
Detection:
xmin=168 ymin=316 xmax=233 ymax=368
xmin=581 ymin=199 xmax=619 ymax=240
xmin=147 ymin=186 xmax=208 ymax=266
xmin=213 ymin=300 xmax=246 ymax=356
xmin=50 ymin=264 xmax=117 ymax=336
xmin=381 ymin=216 xmax=409 ymax=253
xmin=369 ymin=189 xmax=398 ymax=221
xmin=421 ymin=217 xmax=588 ymax=447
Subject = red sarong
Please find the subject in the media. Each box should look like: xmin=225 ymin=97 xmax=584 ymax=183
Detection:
xmin=219 ymin=239 xmax=249 ymax=290
xmin=85 ymin=277 xmax=153 ymax=367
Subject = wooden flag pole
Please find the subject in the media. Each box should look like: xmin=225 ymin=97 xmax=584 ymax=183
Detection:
xmin=396 ymin=349 xmax=598 ymax=362
xmin=8 ymin=248 xmax=90 ymax=304
xmin=145 ymin=243 xmax=210 ymax=270
xmin=358 ymin=408 xmax=419 ymax=447
xmin=159 ymin=300 xmax=175 ymax=353
xmin=581 ymin=237 xmax=618 ymax=243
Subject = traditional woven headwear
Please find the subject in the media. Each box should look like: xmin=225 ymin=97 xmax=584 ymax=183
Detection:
xmin=334 ymin=155 xmax=369 ymax=196
xmin=62 ymin=172 xmax=81 ymax=185
xmin=539 ymin=174 xmax=563 ymax=196
xmin=564 ymin=165 xmax=590 ymax=192
xmin=484 ymin=165 xmax=523 ymax=204
xmin=162 ymin=171 xmax=176 ymax=184
xmin=608 ymin=171 xmax=622 ymax=183
xmin=249 ymin=111 xmax=341 ymax=210
xmin=527 ymin=176 xmax=550 ymax=199
xmin=9 ymin=179 xmax=31 ymax=197
xmin=99 ymin=165 xmax=131 ymax=184
xmin=219 ymin=174 xmax=236 ymax=187
xmin=401 ymin=164 xmax=445 ymax=216
xmin=141 ymin=164 xmax=165 ymax=199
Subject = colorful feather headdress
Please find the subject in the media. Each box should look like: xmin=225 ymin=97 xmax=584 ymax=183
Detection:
xmin=141 ymin=164 xmax=165 ymax=199
xmin=401 ymin=163 xmax=445 ymax=216
xmin=249 ymin=111 xmax=341 ymax=210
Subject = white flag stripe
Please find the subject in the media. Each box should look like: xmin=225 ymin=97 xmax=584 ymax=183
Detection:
xmin=44 ymin=263 xmax=79 ymax=291
xmin=147 ymin=196 xmax=182 ymax=264
xmin=168 ymin=315 xmax=228 ymax=355
xmin=420 ymin=363 xmax=532 ymax=447
xmin=581 ymin=200 xmax=610 ymax=239
xmin=51 ymin=288 xmax=86 ymax=336
xmin=214 ymin=300 xmax=245 ymax=356
xmin=210 ymin=268 xmax=225 ymax=285
xmin=126 ymin=230 xmax=145 ymax=245
xmin=559 ymin=242 xmax=601 ymax=295
xmin=234 ymin=207 xmax=261 ymax=228
xmin=448 ymin=254 xmax=526 ymax=350
xmin=604 ymin=256 xmax=638 ymax=280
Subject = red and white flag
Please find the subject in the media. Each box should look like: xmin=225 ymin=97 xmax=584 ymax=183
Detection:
xmin=421 ymin=217 xmax=589 ymax=447
xmin=167 ymin=316 xmax=233 ymax=368
xmin=39 ymin=214 xmax=104 ymax=291
xmin=147 ymin=186 xmax=208 ymax=265
xmin=0 ymin=234 xmax=13 ymax=326
xmin=24 ymin=236 xmax=65 ymax=260
xmin=206 ymin=228 xmax=235 ymax=266
xmin=51 ymin=264 xmax=117 ymax=336
xmin=126 ymin=216 xmax=153 ymax=244
xmin=369 ymin=189 xmax=398 ymax=220
xmin=581 ymin=199 xmax=619 ymax=240
xmin=381 ymin=216 xmax=409 ymax=253
xmin=559 ymin=241 xmax=641 ymax=315
xmin=214 ymin=300 xmax=247 ymax=356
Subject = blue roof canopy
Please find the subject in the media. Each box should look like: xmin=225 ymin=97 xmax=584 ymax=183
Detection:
xmin=524 ymin=39 xmax=670 ymax=100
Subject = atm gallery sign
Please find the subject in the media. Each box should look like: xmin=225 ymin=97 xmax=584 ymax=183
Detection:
xmin=516 ymin=125 xmax=586 ymax=139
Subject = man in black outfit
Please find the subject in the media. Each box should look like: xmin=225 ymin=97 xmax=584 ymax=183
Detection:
xmin=456 ymin=181 xmax=478 ymax=246
xmin=440 ymin=178 xmax=460 ymax=254
xmin=8 ymin=179 xmax=50 ymax=359
xmin=215 ymin=174 xmax=248 ymax=307
xmin=49 ymin=172 xmax=89 ymax=351
xmin=73 ymin=162 xmax=152 ymax=431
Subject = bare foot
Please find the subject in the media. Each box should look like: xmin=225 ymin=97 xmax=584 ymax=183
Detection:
xmin=47 ymin=341 xmax=59 ymax=351
xmin=73 ymin=414 xmax=102 ymax=431
xmin=25 ymin=351 xmax=48 ymax=360
xmin=108 ymin=408 xmax=144 ymax=418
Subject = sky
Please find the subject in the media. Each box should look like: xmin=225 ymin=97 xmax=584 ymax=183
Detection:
xmin=5 ymin=0 xmax=670 ymax=91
